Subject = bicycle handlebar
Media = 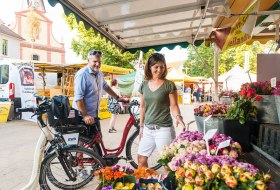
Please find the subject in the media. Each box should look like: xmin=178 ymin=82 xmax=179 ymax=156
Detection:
xmin=16 ymin=107 xmax=36 ymax=113
xmin=33 ymin=93 xmax=46 ymax=101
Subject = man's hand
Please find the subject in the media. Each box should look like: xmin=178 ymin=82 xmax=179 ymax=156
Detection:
xmin=84 ymin=115 xmax=95 ymax=125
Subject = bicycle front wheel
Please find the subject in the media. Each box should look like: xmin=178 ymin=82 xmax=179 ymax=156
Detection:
xmin=39 ymin=146 xmax=105 ymax=190
xmin=126 ymin=131 xmax=162 ymax=170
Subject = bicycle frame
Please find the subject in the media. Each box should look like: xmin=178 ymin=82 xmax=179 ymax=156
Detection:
xmin=20 ymin=127 xmax=53 ymax=190
xmin=84 ymin=114 xmax=138 ymax=156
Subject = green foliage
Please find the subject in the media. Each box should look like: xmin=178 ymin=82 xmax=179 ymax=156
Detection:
xmin=226 ymin=98 xmax=257 ymax=124
xmin=184 ymin=41 xmax=274 ymax=78
xmin=64 ymin=14 xmax=143 ymax=69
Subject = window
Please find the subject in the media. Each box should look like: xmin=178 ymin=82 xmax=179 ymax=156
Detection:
xmin=2 ymin=39 xmax=8 ymax=56
xmin=32 ymin=54 xmax=39 ymax=60
xmin=0 ymin=65 xmax=9 ymax=84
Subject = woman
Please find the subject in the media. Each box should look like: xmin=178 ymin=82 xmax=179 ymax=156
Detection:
xmin=108 ymin=79 xmax=123 ymax=133
xmin=138 ymin=53 xmax=186 ymax=168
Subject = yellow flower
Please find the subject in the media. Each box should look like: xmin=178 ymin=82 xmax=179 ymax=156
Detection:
xmin=255 ymin=180 xmax=267 ymax=190
xmin=225 ymin=176 xmax=238 ymax=188
xmin=211 ymin=164 xmax=220 ymax=174
xmin=185 ymin=169 xmax=196 ymax=178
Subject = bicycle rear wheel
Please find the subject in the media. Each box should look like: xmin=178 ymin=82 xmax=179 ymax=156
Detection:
xmin=39 ymin=147 xmax=105 ymax=190
xmin=126 ymin=131 xmax=162 ymax=170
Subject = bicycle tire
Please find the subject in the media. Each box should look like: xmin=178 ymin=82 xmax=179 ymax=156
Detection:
xmin=79 ymin=135 xmax=103 ymax=156
xmin=126 ymin=131 xmax=162 ymax=170
xmin=39 ymin=146 xmax=105 ymax=190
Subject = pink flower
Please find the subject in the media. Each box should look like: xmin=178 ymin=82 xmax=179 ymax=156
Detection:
xmin=229 ymin=150 xmax=238 ymax=158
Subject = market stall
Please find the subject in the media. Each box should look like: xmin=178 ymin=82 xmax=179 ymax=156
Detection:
xmin=166 ymin=68 xmax=199 ymax=104
xmin=44 ymin=0 xmax=280 ymax=188
xmin=33 ymin=62 xmax=134 ymax=119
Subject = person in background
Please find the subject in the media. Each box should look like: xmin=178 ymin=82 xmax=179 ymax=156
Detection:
xmin=192 ymin=84 xmax=198 ymax=103
xmin=72 ymin=50 xmax=121 ymax=136
xmin=138 ymin=53 xmax=186 ymax=168
xmin=108 ymin=79 xmax=124 ymax=133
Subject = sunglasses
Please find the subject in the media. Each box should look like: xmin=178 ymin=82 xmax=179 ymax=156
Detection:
xmin=88 ymin=50 xmax=102 ymax=56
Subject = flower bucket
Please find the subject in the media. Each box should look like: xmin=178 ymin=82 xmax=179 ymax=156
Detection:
xmin=254 ymin=95 xmax=279 ymax=124
xmin=219 ymin=96 xmax=232 ymax=105
xmin=223 ymin=120 xmax=259 ymax=152
xmin=113 ymin=176 xmax=136 ymax=190
xmin=138 ymin=178 xmax=163 ymax=190
xmin=194 ymin=115 xmax=225 ymax=133
xmin=162 ymin=176 xmax=177 ymax=190
xmin=275 ymin=96 xmax=280 ymax=124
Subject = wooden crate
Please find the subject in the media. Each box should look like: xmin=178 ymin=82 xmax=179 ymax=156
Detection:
xmin=258 ymin=124 xmax=280 ymax=160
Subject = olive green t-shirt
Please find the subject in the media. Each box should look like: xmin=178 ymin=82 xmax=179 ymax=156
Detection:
xmin=139 ymin=79 xmax=177 ymax=127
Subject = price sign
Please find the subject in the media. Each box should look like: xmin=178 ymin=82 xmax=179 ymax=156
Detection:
xmin=203 ymin=115 xmax=212 ymax=135
xmin=203 ymin=129 xmax=217 ymax=155
xmin=215 ymin=139 xmax=231 ymax=155
xmin=271 ymin=77 xmax=277 ymax=88
xmin=203 ymin=129 xmax=217 ymax=140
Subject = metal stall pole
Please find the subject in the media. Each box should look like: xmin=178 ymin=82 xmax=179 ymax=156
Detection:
xmin=41 ymin=68 xmax=46 ymax=96
xmin=214 ymin=48 xmax=219 ymax=101
xmin=61 ymin=68 xmax=65 ymax=95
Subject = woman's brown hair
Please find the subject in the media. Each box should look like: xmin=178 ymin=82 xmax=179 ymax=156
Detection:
xmin=144 ymin=53 xmax=167 ymax=80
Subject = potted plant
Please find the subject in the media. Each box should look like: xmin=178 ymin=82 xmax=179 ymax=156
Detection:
xmin=247 ymin=81 xmax=279 ymax=124
xmin=194 ymin=103 xmax=230 ymax=133
xmin=272 ymin=80 xmax=280 ymax=123
xmin=225 ymin=85 xmax=262 ymax=152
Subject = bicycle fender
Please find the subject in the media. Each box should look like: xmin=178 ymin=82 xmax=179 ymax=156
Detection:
xmin=127 ymin=130 xmax=139 ymax=144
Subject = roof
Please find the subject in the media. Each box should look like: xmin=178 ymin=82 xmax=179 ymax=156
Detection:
xmin=33 ymin=62 xmax=134 ymax=74
xmin=47 ymin=0 xmax=280 ymax=53
xmin=166 ymin=68 xmax=199 ymax=83
xmin=0 ymin=19 xmax=25 ymax=40
xmin=167 ymin=60 xmax=185 ymax=70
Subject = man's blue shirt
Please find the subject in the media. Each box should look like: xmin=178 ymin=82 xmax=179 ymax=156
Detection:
xmin=72 ymin=65 xmax=109 ymax=117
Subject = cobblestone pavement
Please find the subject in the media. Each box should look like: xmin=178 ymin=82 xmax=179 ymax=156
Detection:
xmin=0 ymin=104 xmax=196 ymax=190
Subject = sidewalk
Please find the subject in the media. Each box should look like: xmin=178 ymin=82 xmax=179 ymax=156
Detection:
xmin=0 ymin=104 xmax=196 ymax=189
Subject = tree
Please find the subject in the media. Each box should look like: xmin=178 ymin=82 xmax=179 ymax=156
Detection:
xmin=64 ymin=14 xmax=138 ymax=69
xmin=184 ymin=41 xmax=274 ymax=78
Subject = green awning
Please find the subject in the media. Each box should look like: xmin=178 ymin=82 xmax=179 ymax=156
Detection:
xmin=47 ymin=0 xmax=279 ymax=54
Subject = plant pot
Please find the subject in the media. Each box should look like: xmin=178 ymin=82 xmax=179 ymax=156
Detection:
xmin=254 ymin=95 xmax=279 ymax=124
xmin=275 ymin=96 xmax=280 ymax=124
xmin=194 ymin=115 xmax=225 ymax=133
xmin=219 ymin=96 xmax=232 ymax=105
xmin=162 ymin=176 xmax=177 ymax=190
xmin=223 ymin=120 xmax=259 ymax=152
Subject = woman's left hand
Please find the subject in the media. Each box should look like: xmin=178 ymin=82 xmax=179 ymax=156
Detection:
xmin=175 ymin=116 xmax=186 ymax=131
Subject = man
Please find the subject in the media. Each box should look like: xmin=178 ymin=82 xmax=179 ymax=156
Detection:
xmin=72 ymin=50 xmax=121 ymax=135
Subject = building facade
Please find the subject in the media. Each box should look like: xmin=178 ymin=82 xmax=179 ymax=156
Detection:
xmin=0 ymin=19 xmax=24 ymax=59
xmin=11 ymin=0 xmax=65 ymax=63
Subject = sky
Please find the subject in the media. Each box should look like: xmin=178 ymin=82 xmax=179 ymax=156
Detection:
xmin=0 ymin=0 xmax=188 ymax=64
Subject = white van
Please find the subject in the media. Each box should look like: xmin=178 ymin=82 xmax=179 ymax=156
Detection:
xmin=0 ymin=58 xmax=57 ymax=119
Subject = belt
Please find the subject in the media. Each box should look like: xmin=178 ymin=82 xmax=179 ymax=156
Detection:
xmin=145 ymin=124 xmax=161 ymax=130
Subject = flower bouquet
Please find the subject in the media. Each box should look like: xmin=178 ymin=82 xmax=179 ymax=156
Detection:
xmin=94 ymin=165 xmax=134 ymax=189
xmin=226 ymin=84 xmax=262 ymax=124
xmin=174 ymin=154 xmax=271 ymax=190
xmin=133 ymin=167 xmax=158 ymax=180
xmin=158 ymin=131 xmax=242 ymax=170
xmin=194 ymin=103 xmax=230 ymax=132
xmin=194 ymin=103 xmax=230 ymax=117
